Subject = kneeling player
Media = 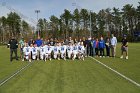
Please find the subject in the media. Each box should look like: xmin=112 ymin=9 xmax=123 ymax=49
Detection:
xmin=53 ymin=43 xmax=60 ymax=60
xmin=23 ymin=43 xmax=31 ymax=62
xmin=72 ymin=43 xmax=78 ymax=60
xmin=78 ymin=42 xmax=85 ymax=60
xmin=31 ymin=44 xmax=38 ymax=60
xmin=45 ymin=44 xmax=52 ymax=61
xmin=40 ymin=44 xmax=46 ymax=61
xmin=60 ymin=43 xmax=67 ymax=60
xmin=67 ymin=43 xmax=73 ymax=59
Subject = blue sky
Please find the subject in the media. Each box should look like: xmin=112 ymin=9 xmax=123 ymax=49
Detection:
xmin=0 ymin=0 xmax=139 ymax=26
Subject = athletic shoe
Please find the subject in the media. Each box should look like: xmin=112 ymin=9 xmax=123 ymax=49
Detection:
xmin=29 ymin=59 xmax=31 ymax=62
xmin=58 ymin=58 xmax=60 ymax=60
xmin=120 ymin=56 xmax=123 ymax=59
xmin=82 ymin=57 xmax=84 ymax=61
xmin=126 ymin=56 xmax=128 ymax=59
xmin=49 ymin=58 xmax=52 ymax=61
xmin=22 ymin=59 xmax=24 ymax=61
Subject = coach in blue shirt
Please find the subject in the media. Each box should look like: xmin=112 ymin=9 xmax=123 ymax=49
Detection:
xmin=35 ymin=37 xmax=43 ymax=47
xmin=99 ymin=37 xmax=105 ymax=57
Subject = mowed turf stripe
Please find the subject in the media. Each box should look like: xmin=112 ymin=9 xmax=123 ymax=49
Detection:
xmin=89 ymin=56 xmax=140 ymax=88
xmin=0 ymin=61 xmax=59 ymax=93
xmin=0 ymin=59 xmax=140 ymax=93
xmin=63 ymin=59 xmax=140 ymax=93
xmin=0 ymin=62 xmax=32 ymax=87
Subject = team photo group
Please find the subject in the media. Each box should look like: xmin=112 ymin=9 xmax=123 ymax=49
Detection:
xmin=8 ymin=33 xmax=128 ymax=62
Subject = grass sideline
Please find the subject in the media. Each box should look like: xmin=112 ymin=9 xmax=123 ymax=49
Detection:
xmin=0 ymin=43 xmax=140 ymax=93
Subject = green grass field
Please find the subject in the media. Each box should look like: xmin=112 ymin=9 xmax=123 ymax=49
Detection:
xmin=0 ymin=43 xmax=140 ymax=93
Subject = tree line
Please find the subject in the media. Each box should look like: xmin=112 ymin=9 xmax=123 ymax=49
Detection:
xmin=0 ymin=2 xmax=140 ymax=44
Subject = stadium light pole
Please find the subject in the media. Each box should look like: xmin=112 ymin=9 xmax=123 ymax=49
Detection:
xmin=35 ymin=10 xmax=40 ymax=37
xmin=89 ymin=10 xmax=92 ymax=38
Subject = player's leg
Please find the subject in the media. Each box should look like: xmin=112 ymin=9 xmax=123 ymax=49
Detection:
xmin=67 ymin=52 xmax=71 ymax=59
xmin=54 ymin=53 xmax=57 ymax=59
xmin=57 ymin=53 xmax=60 ymax=60
xmin=48 ymin=53 xmax=52 ymax=61
xmin=125 ymin=47 xmax=128 ymax=59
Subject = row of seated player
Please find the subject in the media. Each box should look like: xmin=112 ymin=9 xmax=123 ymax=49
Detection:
xmin=22 ymin=42 xmax=85 ymax=62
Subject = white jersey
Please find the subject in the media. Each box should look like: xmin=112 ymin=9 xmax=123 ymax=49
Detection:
xmin=73 ymin=45 xmax=78 ymax=53
xmin=60 ymin=45 xmax=67 ymax=53
xmin=67 ymin=45 xmax=73 ymax=53
xmin=53 ymin=46 xmax=60 ymax=53
xmin=46 ymin=46 xmax=52 ymax=54
xmin=23 ymin=47 xmax=31 ymax=55
xmin=40 ymin=46 xmax=46 ymax=54
xmin=31 ymin=47 xmax=38 ymax=54
xmin=78 ymin=45 xmax=85 ymax=53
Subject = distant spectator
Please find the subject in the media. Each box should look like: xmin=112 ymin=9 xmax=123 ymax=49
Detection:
xmin=35 ymin=37 xmax=43 ymax=47
xmin=110 ymin=34 xmax=117 ymax=57
xmin=95 ymin=38 xmax=99 ymax=57
xmin=49 ymin=38 xmax=55 ymax=46
xmin=105 ymin=37 xmax=111 ymax=57
xmin=8 ymin=36 xmax=18 ymax=62
xmin=99 ymin=37 xmax=105 ymax=57
xmin=85 ymin=37 xmax=91 ymax=57
xmin=19 ymin=37 xmax=25 ymax=59
xmin=91 ymin=37 xmax=96 ymax=57
xmin=64 ymin=39 xmax=69 ymax=45
xmin=28 ymin=38 xmax=34 ymax=46
xmin=69 ymin=37 xmax=74 ymax=44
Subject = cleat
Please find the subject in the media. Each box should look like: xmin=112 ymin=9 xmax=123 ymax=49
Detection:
xmin=120 ymin=56 xmax=123 ymax=59
xmin=126 ymin=56 xmax=128 ymax=59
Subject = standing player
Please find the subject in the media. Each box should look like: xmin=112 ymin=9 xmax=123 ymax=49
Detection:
xmin=53 ymin=43 xmax=60 ymax=60
xmin=98 ymin=37 xmax=105 ymax=57
xmin=67 ymin=43 xmax=73 ymax=59
xmin=72 ymin=43 xmax=78 ymax=60
xmin=120 ymin=35 xmax=128 ymax=59
xmin=31 ymin=44 xmax=38 ymax=60
xmin=23 ymin=43 xmax=31 ymax=62
xmin=78 ymin=42 xmax=85 ymax=60
xmin=45 ymin=44 xmax=52 ymax=61
xmin=19 ymin=37 xmax=25 ymax=59
xmin=111 ymin=34 xmax=117 ymax=57
xmin=40 ymin=44 xmax=46 ymax=61
xmin=60 ymin=43 xmax=67 ymax=60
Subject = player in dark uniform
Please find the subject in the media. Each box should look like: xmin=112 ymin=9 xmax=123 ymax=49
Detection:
xmin=8 ymin=36 xmax=18 ymax=62
xmin=120 ymin=35 xmax=128 ymax=59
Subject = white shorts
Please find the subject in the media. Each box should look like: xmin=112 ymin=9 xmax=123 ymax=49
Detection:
xmin=45 ymin=53 xmax=51 ymax=58
xmin=54 ymin=52 xmax=59 ymax=59
xmin=40 ymin=53 xmax=45 ymax=60
xmin=32 ymin=53 xmax=37 ymax=59
xmin=24 ymin=53 xmax=30 ymax=59
xmin=67 ymin=52 xmax=72 ymax=58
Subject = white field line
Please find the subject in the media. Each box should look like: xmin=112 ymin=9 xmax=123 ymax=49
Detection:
xmin=89 ymin=56 xmax=140 ymax=87
xmin=0 ymin=62 xmax=32 ymax=87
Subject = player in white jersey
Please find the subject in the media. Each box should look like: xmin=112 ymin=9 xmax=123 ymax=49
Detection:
xmin=53 ymin=43 xmax=60 ymax=60
xmin=67 ymin=43 xmax=73 ymax=59
xmin=22 ymin=43 xmax=31 ymax=62
xmin=45 ymin=44 xmax=52 ymax=61
xmin=40 ymin=44 xmax=46 ymax=61
xmin=78 ymin=42 xmax=85 ymax=60
xmin=72 ymin=43 xmax=78 ymax=60
xmin=60 ymin=43 xmax=67 ymax=60
xmin=31 ymin=44 xmax=38 ymax=60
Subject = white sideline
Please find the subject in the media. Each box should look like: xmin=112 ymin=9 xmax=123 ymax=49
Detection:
xmin=0 ymin=62 xmax=32 ymax=87
xmin=89 ymin=56 xmax=140 ymax=87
